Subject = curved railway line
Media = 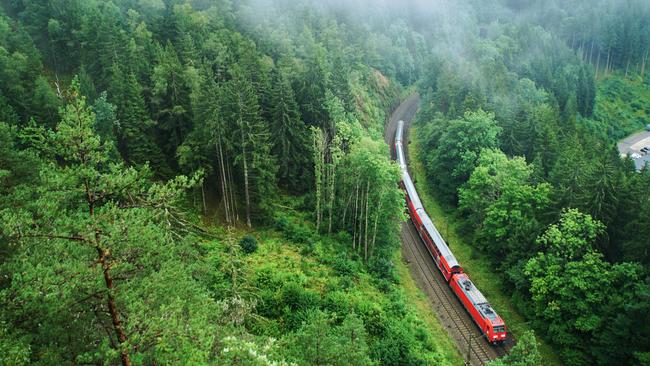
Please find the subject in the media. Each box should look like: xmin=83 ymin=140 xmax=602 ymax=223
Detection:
xmin=386 ymin=94 xmax=512 ymax=365
xmin=403 ymin=222 xmax=504 ymax=365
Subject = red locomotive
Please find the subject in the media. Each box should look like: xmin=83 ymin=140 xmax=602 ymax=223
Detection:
xmin=394 ymin=120 xmax=507 ymax=344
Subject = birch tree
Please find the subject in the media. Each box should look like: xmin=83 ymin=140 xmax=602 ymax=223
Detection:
xmin=312 ymin=126 xmax=327 ymax=232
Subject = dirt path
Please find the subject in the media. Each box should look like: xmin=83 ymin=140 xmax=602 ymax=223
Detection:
xmin=385 ymin=95 xmax=503 ymax=366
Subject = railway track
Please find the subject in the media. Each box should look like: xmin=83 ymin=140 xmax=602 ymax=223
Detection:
xmin=402 ymin=222 xmax=496 ymax=365
xmin=387 ymin=94 xmax=512 ymax=365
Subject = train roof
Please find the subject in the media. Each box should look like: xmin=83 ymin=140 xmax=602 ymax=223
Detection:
xmin=396 ymin=120 xmax=404 ymax=142
xmin=402 ymin=170 xmax=423 ymax=210
xmin=455 ymin=274 xmax=503 ymax=325
xmin=416 ymin=208 xmax=460 ymax=269
xmin=395 ymin=120 xmax=460 ymax=270
xmin=396 ymin=141 xmax=407 ymax=170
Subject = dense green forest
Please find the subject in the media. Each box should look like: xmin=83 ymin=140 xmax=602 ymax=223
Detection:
xmin=413 ymin=0 xmax=650 ymax=365
xmin=0 ymin=0 xmax=649 ymax=365
xmin=0 ymin=0 xmax=466 ymax=365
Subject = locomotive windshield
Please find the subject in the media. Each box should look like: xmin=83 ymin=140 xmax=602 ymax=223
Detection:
xmin=494 ymin=326 xmax=505 ymax=333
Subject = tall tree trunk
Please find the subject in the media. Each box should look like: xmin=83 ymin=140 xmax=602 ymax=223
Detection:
xmin=341 ymin=186 xmax=355 ymax=230
xmin=625 ymin=57 xmax=631 ymax=78
xmin=363 ymin=180 xmax=370 ymax=262
xmin=595 ymin=50 xmax=601 ymax=78
xmin=85 ymin=182 xmax=131 ymax=366
xmin=352 ymin=178 xmax=359 ymax=250
xmin=356 ymin=181 xmax=363 ymax=251
xmin=606 ymin=47 xmax=611 ymax=74
xmin=226 ymin=158 xmax=239 ymax=222
xmin=217 ymin=137 xmax=231 ymax=224
xmin=370 ymin=190 xmax=384 ymax=260
xmin=201 ymin=182 xmax=207 ymax=216
xmin=364 ymin=181 xmax=370 ymax=262
xmin=327 ymin=162 xmax=336 ymax=234
xmin=240 ymin=127 xmax=252 ymax=228
xmin=98 ymin=246 xmax=131 ymax=366
xmin=312 ymin=128 xmax=326 ymax=232
xmin=578 ymin=40 xmax=584 ymax=61
xmin=589 ymin=39 xmax=595 ymax=64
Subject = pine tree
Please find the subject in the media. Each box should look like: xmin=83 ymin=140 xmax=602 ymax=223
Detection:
xmin=329 ymin=55 xmax=354 ymax=112
xmin=0 ymin=79 xmax=219 ymax=365
xmin=298 ymin=42 xmax=330 ymax=129
xmin=110 ymin=63 xmax=171 ymax=177
xmin=189 ymin=66 xmax=237 ymax=223
xmin=270 ymin=67 xmax=309 ymax=190
xmin=152 ymin=42 xmax=193 ymax=163
xmin=222 ymin=68 xmax=276 ymax=227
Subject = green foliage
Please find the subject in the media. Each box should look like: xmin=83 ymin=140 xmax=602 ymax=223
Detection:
xmin=151 ymin=41 xmax=193 ymax=161
xmin=0 ymin=322 xmax=30 ymax=366
xmin=109 ymin=63 xmax=171 ymax=176
xmin=270 ymin=65 xmax=310 ymax=191
xmin=587 ymin=74 xmax=650 ymax=140
xmin=2 ymin=0 xmax=648 ymax=364
xmin=489 ymin=331 xmax=541 ymax=366
xmin=621 ymin=169 xmax=650 ymax=265
xmin=524 ymin=209 xmax=647 ymax=365
xmin=414 ymin=3 xmax=650 ymax=363
xmin=240 ymin=235 xmax=259 ymax=254
xmin=0 ymin=80 xmax=219 ymax=364
xmin=216 ymin=336 xmax=291 ymax=366
xmin=283 ymin=310 xmax=372 ymax=366
xmin=221 ymin=68 xmax=277 ymax=225
xmin=425 ymin=109 xmax=502 ymax=201
xmin=244 ymin=217 xmax=457 ymax=365
xmin=459 ymin=149 xmax=551 ymax=272
xmin=274 ymin=212 xmax=318 ymax=245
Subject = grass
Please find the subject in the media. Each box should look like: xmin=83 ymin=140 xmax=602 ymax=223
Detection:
xmin=587 ymin=73 xmax=650 ymax=141
xmin=407 ymin=126 xmax=564 ymax=366
xmin=227 ymin=222 xmax=464 ymax=365
xmin=395 ymin=250 xmax=465 ymax=365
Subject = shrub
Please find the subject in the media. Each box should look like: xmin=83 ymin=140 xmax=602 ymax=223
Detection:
xmin=239 ymin=235 xmax=258 ymax=254
xmin=274 ymin=213 xmax=316 ymax=244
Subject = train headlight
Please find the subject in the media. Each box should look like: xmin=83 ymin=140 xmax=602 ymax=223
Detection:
xmin=493 ymin=336 xmax=497 ymax=339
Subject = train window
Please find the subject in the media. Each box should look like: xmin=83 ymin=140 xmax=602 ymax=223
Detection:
xmin=494 ymin=326 xmax=505 ymax=333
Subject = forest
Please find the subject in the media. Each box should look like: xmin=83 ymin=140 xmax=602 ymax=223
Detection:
xmin=0 ymin=0 xmax=648 ymax=365
xmin=414 ymin=0 xmax=650 ymax=365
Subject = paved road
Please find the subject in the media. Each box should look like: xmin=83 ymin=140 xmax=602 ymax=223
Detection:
xmin=385 ymin=95 xmax=502 ymax=365
xmin=618 ymin=130 xmax=650 ymax=171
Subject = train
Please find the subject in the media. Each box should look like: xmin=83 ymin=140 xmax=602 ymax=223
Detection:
xmin=394 ymin=120 xmax=507 ymax=345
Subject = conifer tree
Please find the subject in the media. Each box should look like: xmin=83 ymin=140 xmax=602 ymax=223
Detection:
xmin=110 ymin=63 xmax=171 ymax=177
xmin=270 ymin=67 xmax=309 ymax=190
xmin=0 ymin=79 xmax=218 ymax=365
xmin=222 ymin=68 xmax=276 ymax=227
xmin=152 ymin=42 xmax=193 ymax=161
